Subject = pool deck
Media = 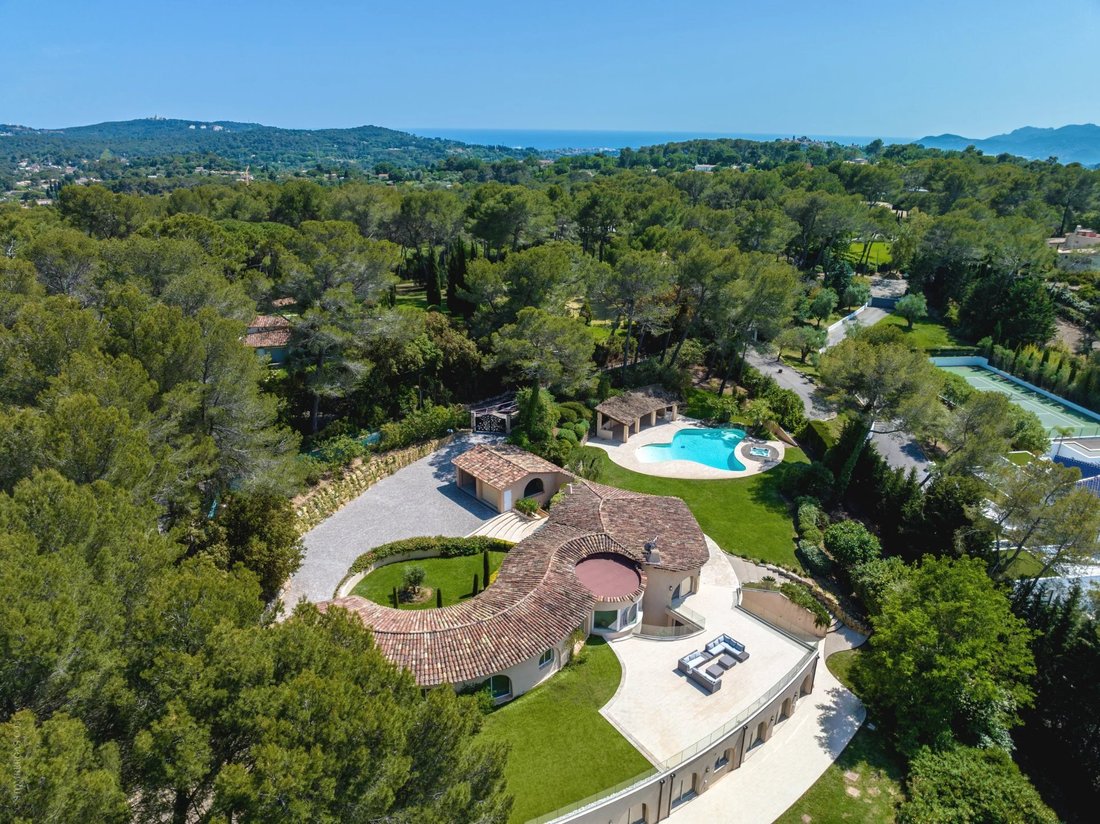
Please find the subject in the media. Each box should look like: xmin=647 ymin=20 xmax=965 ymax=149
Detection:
xmin=588 ymin=418 xmax=785 ymax=480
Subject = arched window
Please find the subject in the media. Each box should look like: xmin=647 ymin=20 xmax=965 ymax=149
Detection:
xmin=538 ymin=649 xmax=553 ymax=669
xmin=488 ymin=675 xmax=512 ymax=701
xmin=523 ymin=477 xmax=544 ymax=498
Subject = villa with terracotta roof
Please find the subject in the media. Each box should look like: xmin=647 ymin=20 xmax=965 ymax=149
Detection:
xmin=243 ymin=314 xmax=291 ymax=365
xmin=324 ymin=476 xmax=709 ymax=702
xmin=596 ymin=385 xmax=679 ymax=442
xmin=453 ymin=442 xmax=573 ymax=513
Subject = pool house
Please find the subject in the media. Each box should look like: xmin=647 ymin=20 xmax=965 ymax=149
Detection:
xmin=596 ymin=385 xmax=680 ymax=443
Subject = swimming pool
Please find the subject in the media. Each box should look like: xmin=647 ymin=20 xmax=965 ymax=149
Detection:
xmin=636 ymin=428 xmax=747 ymax=471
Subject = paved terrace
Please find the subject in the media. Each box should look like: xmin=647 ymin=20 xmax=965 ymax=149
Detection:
xmin=281 ymin=433 xmax=497 ymax=610
xmin=601 ymin=538 xmax=811 ymax=763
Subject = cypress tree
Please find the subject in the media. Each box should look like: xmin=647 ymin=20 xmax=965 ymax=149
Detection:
xmin=436 ymin=588 xmax=443 ymax=608
xmin=482 ymin=549 xmax=490 ymax=587
xmin=425 ymin=253 xmax=442 ymax=308
xmin=472 ymin=573 xmax=479 ymax=596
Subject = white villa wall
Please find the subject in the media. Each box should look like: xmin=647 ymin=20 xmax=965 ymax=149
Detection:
xmin=640 ymin=567 xmax=700 ymax=625
xmin=455 ymin=634 xmax=575 ymax=701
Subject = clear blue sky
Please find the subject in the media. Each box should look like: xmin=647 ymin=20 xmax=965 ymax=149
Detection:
xmin=2 ymin=0 xmax=1098 ymax=137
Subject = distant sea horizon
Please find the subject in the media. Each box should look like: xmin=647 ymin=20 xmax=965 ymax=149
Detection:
xmin=404 ymin=127 xmax=916 ymax=152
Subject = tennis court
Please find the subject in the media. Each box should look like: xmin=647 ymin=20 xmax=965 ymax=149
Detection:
xmin=939 ymin=364 xmax=1100 ymax=437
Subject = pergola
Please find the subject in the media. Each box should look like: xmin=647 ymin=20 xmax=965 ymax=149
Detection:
xmin=596 ymin=385 xmax=679 ymax=442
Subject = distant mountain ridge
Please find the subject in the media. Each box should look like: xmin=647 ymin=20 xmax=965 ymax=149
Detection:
xmin=0 ymin=117 xmax=529 ymax=171
xmin=918 ymin=123 xmax=1100 ymax=166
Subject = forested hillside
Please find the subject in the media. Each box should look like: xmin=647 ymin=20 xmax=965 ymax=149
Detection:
xmin=1 ymin=136 xmax=1099 ymax=821
xmin=0 ymin=117 xmax=528 ymax=181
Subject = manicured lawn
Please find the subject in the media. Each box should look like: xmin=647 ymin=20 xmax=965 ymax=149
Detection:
xmin=881 ymin=314 xmax=968 ymax=351
xmin=847 ymin=240 xmax=893 ymax=267
xmin=351 ymin=552 xmax=506 ymax=609
xmin=1006 ymin=451 xmax=1037 ymax=466
xmin=774 ymin=648 xmax=906 ymax=824
xmin=581 ymin=444 xmax=809 ymax=569
xmin=478 ymin=638 xmax=653 ymax=824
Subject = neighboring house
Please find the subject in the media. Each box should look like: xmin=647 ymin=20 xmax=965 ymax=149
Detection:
xmin=322 ymin=472 xmax=710 ymax=702
xmin=693 ymin=164 xmax=717 ymax=173
xmin=1049 ymin=226 xmax=1100 ymax=272
xmin=243 ymin=314 xmax=291 ymax=365
xmin=595 ymin=385 xmax=680 ymax=442
xmin=453 ymin=443 xmax=572 ymax=513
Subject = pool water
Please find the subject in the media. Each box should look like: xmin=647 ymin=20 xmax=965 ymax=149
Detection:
xmin=636 ymin=428 xmax=747 ymax=471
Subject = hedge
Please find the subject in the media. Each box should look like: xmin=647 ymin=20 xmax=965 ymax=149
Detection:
xmin=346 ymin=536 xmax=513 ymax=577
xmin=799 ymin=419 xmax=837 ymax=459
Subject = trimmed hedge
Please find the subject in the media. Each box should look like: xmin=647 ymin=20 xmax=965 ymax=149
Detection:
xmin=799 ymin=419 xmax=837 ymax=459
xmin=346 ymin=536 xmax=512 ymax=577
xmin=796 ymin=542 xmax=835 ymax=578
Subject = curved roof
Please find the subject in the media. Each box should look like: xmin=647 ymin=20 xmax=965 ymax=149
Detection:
xmin=321 ymin=480 xmax=708 ymax=686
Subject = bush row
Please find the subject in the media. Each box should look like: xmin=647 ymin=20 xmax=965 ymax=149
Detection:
xmin=347 ymin=535 xmax=513 ymax=577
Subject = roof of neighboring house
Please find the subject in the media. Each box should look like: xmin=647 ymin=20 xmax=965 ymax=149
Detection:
xmin=244 ymin=315 xmax=291 ymax=348
xmin=596 ymin=385 xmax=678 ymax=425
xmin=321 ymin=479 xmax=708 ymax=686
xmin=452 ymin=443 xmax=567 ymax=489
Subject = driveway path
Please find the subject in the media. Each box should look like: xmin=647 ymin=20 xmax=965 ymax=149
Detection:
xmin=281 ymin=433 xmax=497 ymax=610
xmin=746 ymin=349 xmax=833 ymax=420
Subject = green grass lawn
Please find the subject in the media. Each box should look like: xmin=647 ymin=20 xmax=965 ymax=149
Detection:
xmin=774 ymin=648 xmax=906 ymax=824
xmin=1006 ymin=451 xmax=1037 ymax=466
xmin=881 ymin=314 xmax=968 ymax=351
xmin=351 ymin=552 xmax=506 ymax=609
xmin=581 ymin=444 xmax=809 ymax=569
xmin=478 ymin=638 xmax=653 ymax=824
xmin=847 ymin=240 xmax=893 ymax=267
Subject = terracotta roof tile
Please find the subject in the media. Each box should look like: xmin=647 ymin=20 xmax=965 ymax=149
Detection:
xmin=319 ymin=478 xmax=709 ymax=687
xmin=596 ymin=385 xmax=678 ymax=425
xmin=244 ymin=315 xmax=291 ymax=348
xmin=452 ymin=443 xmax=567 ymax=488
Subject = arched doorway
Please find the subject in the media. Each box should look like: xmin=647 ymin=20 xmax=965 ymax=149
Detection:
xmin=523 ymin=477 xmax=544 ymax=498
xmin=800 ymin=673 xmax=813 ymax=696
xmin=780 ymin=697 xmax=793 ymax=721
xmin=670 ymin=773 xmax=697 ymax=808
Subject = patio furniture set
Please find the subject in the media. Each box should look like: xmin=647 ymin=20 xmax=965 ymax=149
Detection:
xmin=677 ymin=634 xmax=750 ymax=694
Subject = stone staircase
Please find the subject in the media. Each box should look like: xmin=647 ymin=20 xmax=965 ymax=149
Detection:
xmin=469 ymin=511 xmax=547 ymax=544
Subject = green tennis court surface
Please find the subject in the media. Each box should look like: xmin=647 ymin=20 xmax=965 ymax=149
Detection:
xmin=939 ymin=364 xmax=1100 ymax=437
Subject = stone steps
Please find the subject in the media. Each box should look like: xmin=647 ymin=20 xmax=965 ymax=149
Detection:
xmin=468 ymin=511 xmax=546 ymax=544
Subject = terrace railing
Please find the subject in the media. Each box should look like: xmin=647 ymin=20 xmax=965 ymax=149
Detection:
xmin=632 ymin=603 xmax=707 ymax=640
xmin=526 ymin=647 xmax=820 ymax=823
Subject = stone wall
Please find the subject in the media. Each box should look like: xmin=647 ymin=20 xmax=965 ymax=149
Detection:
xmin=294 ymin=434 xmax=456 ymax=532
xmin=740 ymin=588 xmax=828 ymax=642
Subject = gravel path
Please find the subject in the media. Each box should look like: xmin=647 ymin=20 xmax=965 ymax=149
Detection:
xmin=281 ymin=434 xmax=497 ymax=610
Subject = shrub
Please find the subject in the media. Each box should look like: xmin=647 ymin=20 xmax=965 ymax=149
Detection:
xmin=557 ymin=428 xmax=578 ymax=445
xmin=781 ymin=460 xmax=836 ymax=502
xmin=556 ymin=405 xmax=578 ymax=425
xmin=899 ymin=746 xmax=1057 ymax=824
xmin=779 ymin=582 xmax=831 ymax=628
xmin=796 ymin=499 xmax=825 ymax=546
xmin=823 ymin=520 xmax=882 ymax=569
xmin=558 ymin=400 xmax=592 ymax=423
xmin=514 ymin=497 xmax=539 ymax=516
xmin=312 ymin=433 xmax=368 ymax=468
xmin=796 ymin=542 xmax=835 ymax=578
xmin=571 ymin=420 xmax=589 ymax=439
xmin=379 ymin=404 xmax=466 ymax=451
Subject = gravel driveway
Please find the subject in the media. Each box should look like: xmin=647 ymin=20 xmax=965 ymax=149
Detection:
xmin=282 ymin=433 xmax=497 ymax=610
